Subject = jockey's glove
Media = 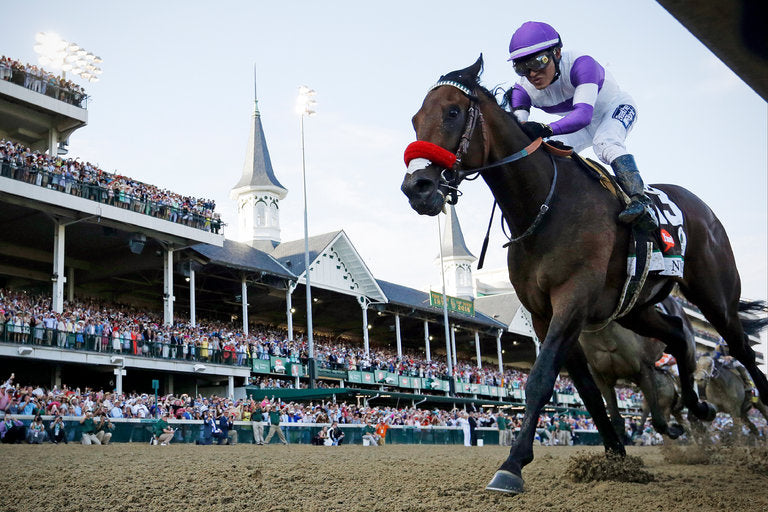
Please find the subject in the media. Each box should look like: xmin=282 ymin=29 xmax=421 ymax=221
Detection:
xmin=521 ymin=121 xmax=553 ymax=140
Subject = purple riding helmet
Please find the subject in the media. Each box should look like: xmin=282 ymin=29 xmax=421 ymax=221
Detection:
xmin=508 ymin=21 xmax=562 ymax=61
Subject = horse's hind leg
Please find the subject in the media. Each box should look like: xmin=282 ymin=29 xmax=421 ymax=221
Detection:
xmin=618 ymin=306 xmax=715 ymax=421
xmin=564 ymin=342 xmax=626 ymax=453
xmin=753 ymin=399 xmax=768 ymax=426
xmin=681 ymin=278 xmax=768 ymax=406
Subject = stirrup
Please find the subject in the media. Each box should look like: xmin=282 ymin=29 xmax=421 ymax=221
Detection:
xmin=620 ymin=197 xmax=658 ymax=232
xmin=618 ymin=203 xmax=644 ymax=224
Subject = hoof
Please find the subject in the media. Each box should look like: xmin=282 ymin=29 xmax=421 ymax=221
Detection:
xmin=697 ymin=401 xmax=717 ymax=421
xmin=486 ymin=470 xmax=524 ymax=494
xmin=667 ymin=423 xmax=684 ymax=439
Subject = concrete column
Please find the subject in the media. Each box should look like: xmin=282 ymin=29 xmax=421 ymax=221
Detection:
xmin=241 ymin=276 xmax=249 ymax=336
xmin=496 ymin=330 xmax=504 ymax=375
xmin=534 ymin=338 xmax=541 ymax=357
xmin=47 ymin=127 xmax=59 ymax=157
xmin=166 ymin=374 xmax=174 ymax=395
xmin=52 ymin=365 xmax=62 ymax=390
xmin=163 ymin=248 xmax=174 ymax=325
xmin=475 ymin=331 xmax=482 ymax=369
xmin=114 ymin=367 xmax=125 ymax=395
xmin=450 ymin=325 xmax=457 ymax=367
xmin=362 ymin=303 xmax=370 ymax=356
xmin=228 ymin=375 xmax=235 ymax=399
xmin=423 ymin=320 xmax=431 ymax=362
xmin=52 ymin=221 xmax=66 ymax=313
xmin=395 ymin=314 xmax=402 ymax=358
xmin=189 ymin=269 xmax=196 ymax=327
xmin=67 ymin=267 xmax=75 ymax=303
xmin=286 ymin=287 xmax=294 ymax=340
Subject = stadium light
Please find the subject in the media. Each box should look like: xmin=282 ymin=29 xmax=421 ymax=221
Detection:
xmin=297 ymin=85 xmax=317 ymax=381
xmin=33 ymin=32 xmax=103 ymax=83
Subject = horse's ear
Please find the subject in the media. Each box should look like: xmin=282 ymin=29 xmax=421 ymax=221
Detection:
xmin=468 ymin=54 xmax=483 ymax=79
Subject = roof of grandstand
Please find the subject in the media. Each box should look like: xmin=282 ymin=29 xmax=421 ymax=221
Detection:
xmin=376 ymin=279 xmax=505 ymax=330
xmin=270 ymin=231 xmax=340 ymax=273
xmin=474 ymin=293 xmax=523 ymax=328
xmin=192 ymin=239 xmax=294 ymax=280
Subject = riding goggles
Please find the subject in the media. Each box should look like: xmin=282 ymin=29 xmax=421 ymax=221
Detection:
xmin=512 ymin=52 xmax=553 ymax=76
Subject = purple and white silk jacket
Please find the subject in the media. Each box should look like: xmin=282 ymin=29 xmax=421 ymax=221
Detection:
xmin=510 ymin=51 xmax=628 ymax=136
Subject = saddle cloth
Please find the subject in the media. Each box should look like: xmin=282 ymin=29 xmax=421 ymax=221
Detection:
xmin=628 ymin=186 xmax=686 ymax=278
xmin=561 ymin=149 xmax=686 ymax=279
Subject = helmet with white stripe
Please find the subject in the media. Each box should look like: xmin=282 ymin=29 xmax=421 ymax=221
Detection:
xmin=508 ymin=21 xmax=562 ymax=61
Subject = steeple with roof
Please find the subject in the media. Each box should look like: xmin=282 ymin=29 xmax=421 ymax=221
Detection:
xmin=230 ymin=67 xmax=288 ymax=251
xmin=434 ymin=205 xmax=477 ymax=300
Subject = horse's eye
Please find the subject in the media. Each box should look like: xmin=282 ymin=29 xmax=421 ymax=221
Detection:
xmin=446 ymin=107 xmax=460 ymax=120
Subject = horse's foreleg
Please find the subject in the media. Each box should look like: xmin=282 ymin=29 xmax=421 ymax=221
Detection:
xmin=564 ymin=343 xmax=626 ymax=454
xmin=740 ymin=413 xmax=760 ymax=436
xmin=487 ymin=307 xmax=582 ymax=494
xmin=638 ymin=368 xmax=679 ymax=438
xmin=592 ymin=372 xmax=626 ymax=441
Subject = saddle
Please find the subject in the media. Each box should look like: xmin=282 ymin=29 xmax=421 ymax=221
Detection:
xmin=543 ymin=142 xmax=687 ymax=319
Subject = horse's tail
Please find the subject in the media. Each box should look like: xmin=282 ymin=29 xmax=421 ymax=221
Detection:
xmin=738 ymin=300 xmax=768 ymax=337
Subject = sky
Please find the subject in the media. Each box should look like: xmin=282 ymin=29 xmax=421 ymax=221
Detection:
xmin=4 ymin=2 xmax=767 ymax=354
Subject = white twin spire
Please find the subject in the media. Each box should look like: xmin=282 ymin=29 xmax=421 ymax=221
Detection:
xmin=230 ymin=66 xmax=287 ymax=250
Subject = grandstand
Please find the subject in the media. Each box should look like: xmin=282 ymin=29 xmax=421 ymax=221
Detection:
xmin=1 ymin=52 xmax=757 ymax=426
xmin=0 ymin=65 xmax=537 ymax=411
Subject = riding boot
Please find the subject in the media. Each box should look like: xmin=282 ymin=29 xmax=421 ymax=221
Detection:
xmin=610 ymin=154 xmax=659 ymax=232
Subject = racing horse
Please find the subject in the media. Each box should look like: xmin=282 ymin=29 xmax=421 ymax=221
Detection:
xmin=694 ymin=352 xmax=768 ymax=435
xmin=579 ymin=296 xmax=692 ymax=441
xmin=400 ymin=56 xmax=768 ymax=494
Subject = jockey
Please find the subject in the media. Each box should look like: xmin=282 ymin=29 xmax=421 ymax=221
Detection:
xmin=713 ymin=339 xmax=753 ymax=393
xmin=505 ymin=21 xmax=658 ymax=232
xmin=655 ymin=352 xmax=678 ymax=376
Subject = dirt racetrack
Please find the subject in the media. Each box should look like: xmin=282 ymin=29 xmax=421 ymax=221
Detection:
xmin=1 ymin=443 xmax=766 ymax=512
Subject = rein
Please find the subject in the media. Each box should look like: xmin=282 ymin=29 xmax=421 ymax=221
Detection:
xmin=697 ymin=358 xmax=716 ymax=380
xmin=502 ymin=152 xmax=558 ymax=245
xmin=404 ymin=80 xmax=556 ymax=244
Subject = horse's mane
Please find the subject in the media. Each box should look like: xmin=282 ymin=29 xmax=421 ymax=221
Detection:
xmin=438 ymin=67 xmax=520 ymax=125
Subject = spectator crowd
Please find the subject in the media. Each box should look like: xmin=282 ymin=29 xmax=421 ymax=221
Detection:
xmin=1 ymin=56 xmax=87 ymax=107
xmin=0 ymin=288 xmax=595 ymax=402
xmin=0 ymin=139 xmax=222 ymax=233
xmin=0 ymin=371 xmax=603 ymax=445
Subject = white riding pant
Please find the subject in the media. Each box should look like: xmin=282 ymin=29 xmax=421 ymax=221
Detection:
xmin=552 ymin=93 xmax=637 ymax=166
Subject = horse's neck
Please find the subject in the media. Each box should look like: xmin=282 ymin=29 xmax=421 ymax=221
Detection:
xmin=479 ymin=104 xmax=557 ymax=238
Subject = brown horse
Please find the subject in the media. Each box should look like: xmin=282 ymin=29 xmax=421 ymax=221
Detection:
xmin=400 ymin=56 xmax=768 ymax=494
xmin=694 ymin=354 xmax=768 ymax=435
xmin=579 ymin=296 xmax=692 ymax=440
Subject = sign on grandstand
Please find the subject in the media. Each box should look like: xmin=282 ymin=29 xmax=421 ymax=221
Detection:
xmin=429 ymin=291 xmax=474 ymax=316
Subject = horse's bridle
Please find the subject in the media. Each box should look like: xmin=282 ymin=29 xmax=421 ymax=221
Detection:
xmin=429 ymin=80 xmax=487 ymax=206
xmin=404 ymin=80 xmax=557 ymax=243
xmin=696 ymin=357 xmax=717 ymax=380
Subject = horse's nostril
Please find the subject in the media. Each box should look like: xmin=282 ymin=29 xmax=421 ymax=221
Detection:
xmin=413 ymin=178 xmax=435 ymax=197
